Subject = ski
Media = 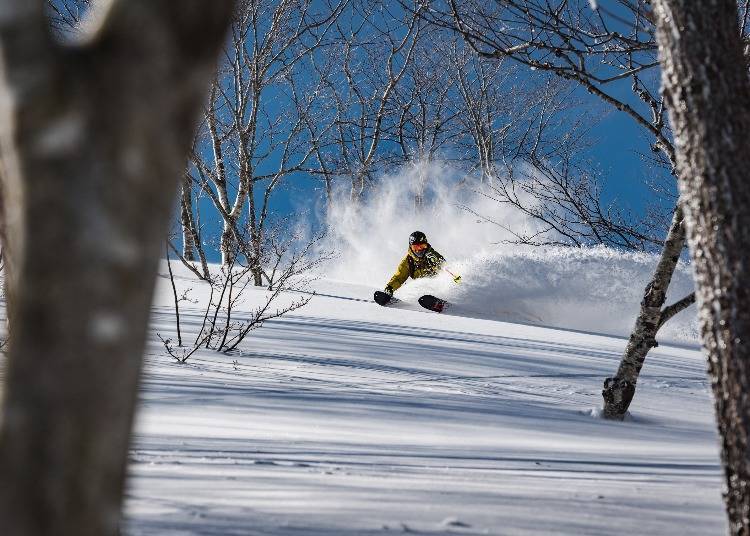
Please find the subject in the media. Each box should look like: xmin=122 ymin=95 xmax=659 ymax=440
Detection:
xmin=418 ymin=294 xmax=448 ymax=313
xmin=375 ymin=291 xmax=448 ymax=313
xmin=374 ymin=290 xmax=399 ymax=306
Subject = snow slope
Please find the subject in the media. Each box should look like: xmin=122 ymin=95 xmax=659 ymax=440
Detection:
xmin=123 ymin=264 xmax=725 ymax=535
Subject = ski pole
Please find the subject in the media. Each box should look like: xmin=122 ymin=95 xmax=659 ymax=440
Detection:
xmin=444 ymin=267 xmax=462 ymax=283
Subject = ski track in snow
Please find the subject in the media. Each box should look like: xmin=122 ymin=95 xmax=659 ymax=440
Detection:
xmin=96 ymin=267 xmax=723 ymax=534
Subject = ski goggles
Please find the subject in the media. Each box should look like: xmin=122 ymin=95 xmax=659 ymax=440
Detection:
xmin=410 ymin=242 xmax=428 ymax=252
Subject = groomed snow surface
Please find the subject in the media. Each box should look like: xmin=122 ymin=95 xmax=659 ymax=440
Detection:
xmin=125 ymin=256 xmax=724 ymax=535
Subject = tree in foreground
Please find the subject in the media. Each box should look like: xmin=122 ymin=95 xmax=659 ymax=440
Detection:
xmin=652 ymin=0 xmax=750 ymax=532
xmin=0 ymin=1 xmax=234 ymax=534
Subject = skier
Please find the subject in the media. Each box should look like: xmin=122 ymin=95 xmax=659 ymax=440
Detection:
xmin=383 ymin=230 xmax=449 ymax=298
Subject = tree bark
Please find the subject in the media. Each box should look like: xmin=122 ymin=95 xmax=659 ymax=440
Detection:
xmin=0 ymin=1 xmax=234 ymax=535
xmin=178 ymin=173 xmax=210 ymax=279
xmin=602 ymin=205 xmax=687 ymax=419
xmin=180 ymin=173 xmax=197 ymax=262
xmin=652 ymin=0 xmax=750 ymax=532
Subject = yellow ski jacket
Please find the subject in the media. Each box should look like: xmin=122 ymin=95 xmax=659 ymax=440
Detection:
xmin=386 ymin=246 xmax=446 ymax=292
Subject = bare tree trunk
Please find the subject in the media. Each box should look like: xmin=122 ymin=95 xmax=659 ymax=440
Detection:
xmin=602 ymin=205 xmax=687 ymax=418
xmin=653 ymin=0 xmax=750 ymax=532
xmin=0 ymin=2 xmax=233 ymax=535
xmin=180 ymin=173 xmax=197 ymax=261
xmin=0 ymin=184 xmax=15 ymax=326
xmin=414 ymin=159 xmax=427 ymax=210
xmin=178 ymin=172 xmax=210 ymax=279
xmin=221 ymin=224 xmax=237 ymax=266
xmin=248 ymin=179 xmax=264 ymax=286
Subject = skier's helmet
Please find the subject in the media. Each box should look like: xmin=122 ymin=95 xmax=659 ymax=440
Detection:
xmin=409 ymin=231 xmax=428 ymax=258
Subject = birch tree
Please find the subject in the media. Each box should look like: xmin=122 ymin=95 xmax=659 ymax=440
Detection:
xmin=177 ymin=168 xmax=207 ymax=270
xmin=190 ymin=0 xmax=345 ymax=281
xmin=448 ymin=42 xmax=522 ymax=190
xmin=0 ymin=1 xmax=234 ymax=534
xmin=316 ymin=2 xmax=424 ymax=203
xmin=393 ymin=33 xmax=460 ymax=208
xmin=652 ymin=0 xmax=750 ymax=531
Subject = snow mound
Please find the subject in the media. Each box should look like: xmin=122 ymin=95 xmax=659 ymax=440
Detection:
xmin=319 ymin=161 xmax=697 ymax=340
xmin=331 ymin=244 xmax=697 ymax=341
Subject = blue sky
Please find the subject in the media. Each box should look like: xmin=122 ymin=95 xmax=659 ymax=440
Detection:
xmin=590 ymin=97 xmax=673 ymax=209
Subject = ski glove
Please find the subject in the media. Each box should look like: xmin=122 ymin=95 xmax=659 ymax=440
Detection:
xmin=384 ymin=285 xmax=394 ymax=296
